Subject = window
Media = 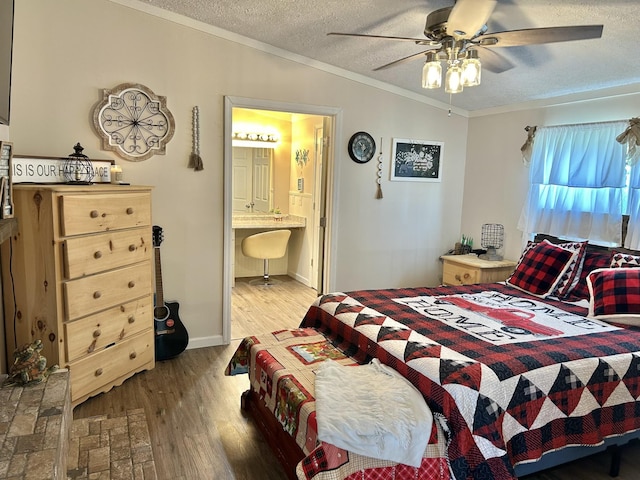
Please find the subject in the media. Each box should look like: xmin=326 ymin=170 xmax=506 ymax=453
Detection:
xmin=519 ymin=121 xmax=629 ymax=247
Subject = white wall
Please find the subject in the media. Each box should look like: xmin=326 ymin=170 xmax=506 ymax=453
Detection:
xmin=462 ymin=93 xmax=640 ymax=262
xmin=8 ymin=0 xmax=468 ymax=347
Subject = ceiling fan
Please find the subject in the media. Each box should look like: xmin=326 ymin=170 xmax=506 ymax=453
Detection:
xmin=328 ymin=0 xmax=603 ymax=93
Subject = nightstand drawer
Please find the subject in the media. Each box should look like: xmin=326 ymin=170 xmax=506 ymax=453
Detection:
xmin=63 ymin=227 xmax=152 ymax=279
xmin=63 ymin=261 xmax=152 ymax=320
xmin=443 ymin=262 xmax=479 ymax=285
xmin=59 ymin=192 xmax=151 ymax=236
xmin=441 ymin=255 xmax=516 ymax=286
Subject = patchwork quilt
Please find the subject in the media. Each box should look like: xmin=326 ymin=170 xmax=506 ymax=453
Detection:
xmin=226 ymin=328 xmax=450 ymax=480
xmin=299 ymin=283 xmax=640 ymax=480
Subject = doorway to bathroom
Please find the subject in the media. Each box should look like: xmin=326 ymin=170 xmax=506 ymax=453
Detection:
xmin=222 ymin=96 xmax=341 ymax=343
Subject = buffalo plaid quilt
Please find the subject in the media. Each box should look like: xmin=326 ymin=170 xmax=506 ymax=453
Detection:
xmin=299 ymin=283 xmax=640 ymax=480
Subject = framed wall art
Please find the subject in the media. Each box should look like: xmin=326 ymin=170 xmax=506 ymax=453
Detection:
xmin=390 ymin=138 xmax=444 ymax=182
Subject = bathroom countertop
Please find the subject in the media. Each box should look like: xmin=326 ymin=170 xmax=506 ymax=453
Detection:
xmin=232 ymin=213 xmax=306 ymax=229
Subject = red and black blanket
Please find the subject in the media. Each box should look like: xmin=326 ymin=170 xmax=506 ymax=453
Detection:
xmin=300 ymin=283 xmax=640 ymax=480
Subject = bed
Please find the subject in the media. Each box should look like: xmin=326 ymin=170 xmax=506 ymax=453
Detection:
xmin=226 ymin=240 xmax=640 ymax=479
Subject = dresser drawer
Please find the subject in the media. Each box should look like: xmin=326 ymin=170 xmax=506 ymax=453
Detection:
xmin=64 ymin=295 xmax=152 ymax=362
xmin=59 ymin=193 xmax=151 ymax=236
xmin=64 ymin=261 xmax=152 ymax=320
xmin=70 ymin=330 xmax=154 ymax=402
xmin=63 ymin=227 xmax=152 ymax=279
xmin=442 ymin=262 xmax=479 ymax=285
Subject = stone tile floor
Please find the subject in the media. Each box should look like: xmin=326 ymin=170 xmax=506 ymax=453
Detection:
xmin=67 ymin=409 xmax=156 ymax=480
xmin=0 ymin=370 xmax=71 ymax=480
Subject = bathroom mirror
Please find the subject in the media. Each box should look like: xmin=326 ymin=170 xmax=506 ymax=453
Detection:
xmin=232 ymin=147 xmax=275 ymax=213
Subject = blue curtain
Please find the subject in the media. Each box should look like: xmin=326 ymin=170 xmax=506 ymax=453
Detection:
xmin=519 ymin=121 xmax=628 ymax=246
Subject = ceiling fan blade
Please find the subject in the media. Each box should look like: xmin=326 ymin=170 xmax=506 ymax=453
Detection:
xmin=476 ymin=47 xmax=515 ymax=73
xmin=328 ymin=32 xmax=440 ymax=46
xmin=478 ymin=25 xmax=603 ymax=48
xmin=448 ymin=0 xmax=497 ymax=39
xmin=373 ymin=49 xmax=438 ymax=71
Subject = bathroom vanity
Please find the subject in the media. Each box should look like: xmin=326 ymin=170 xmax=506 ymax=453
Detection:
xmin=232 ymin=213 xmax=306 ymax=282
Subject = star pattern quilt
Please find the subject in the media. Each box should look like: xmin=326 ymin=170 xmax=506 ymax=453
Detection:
xmin=299 ymin=283 xmax=640 ymax=480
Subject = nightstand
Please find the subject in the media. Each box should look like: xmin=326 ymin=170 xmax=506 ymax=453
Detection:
xmin=441 ymin=254 xmax=517 ymax=286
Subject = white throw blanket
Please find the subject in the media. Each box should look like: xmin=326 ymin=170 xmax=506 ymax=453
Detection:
xmin=314 ymin=359 xmax=433 ymax=468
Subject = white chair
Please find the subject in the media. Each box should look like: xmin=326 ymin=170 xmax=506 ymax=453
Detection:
xmin=241 ymin=229 xmax=292 ymax=285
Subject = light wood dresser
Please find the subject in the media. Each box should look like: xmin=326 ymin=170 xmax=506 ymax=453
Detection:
xmin=1 ymin=184 xmax=154 ymax=406
xmin=441 ymin=254 xmax=517 ymax=286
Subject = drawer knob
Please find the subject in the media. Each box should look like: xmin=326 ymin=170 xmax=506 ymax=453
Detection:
xmin=128 ymin=244 xmax=136 ymax=252
xmin=129 ymin=352 xmax=137 ymax=360
xmin=454 ymin=274 xmax=461 ymax=281
xmin=95 ymin=368 xmax=103 ymax=377
xmin=93 ymin=329 xmax=101 ymax=338
xmin=128 ymin=281 xmax=135 ymax=288
xmin=90 ymin=210 xmax=99 ymax=218
xmin=126 ymin=207 xmax=134 ymax=215
xmin=93 ymin=291 xmax=102 ymax=299
xmin=94 ymin=250 xmax=102 ymax=259
xmin=128 ymin=315 xmax=135 ymax=324
xmin=464 ymin=273 xmax=470 ymax=279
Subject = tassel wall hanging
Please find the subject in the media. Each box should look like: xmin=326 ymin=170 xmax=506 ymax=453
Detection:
xmin=376 ymin=137 xmax=383 ymax=199
xmin=189 ymin=106 xmax=204 ymax=171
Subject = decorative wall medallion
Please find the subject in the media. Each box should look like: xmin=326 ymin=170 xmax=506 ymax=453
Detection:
xmin=93 ymin=83 xmax=175 ymax=162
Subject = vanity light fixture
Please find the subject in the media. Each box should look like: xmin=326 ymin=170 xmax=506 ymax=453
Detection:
xmin=232 ymin=131 xmax=280 ymax=149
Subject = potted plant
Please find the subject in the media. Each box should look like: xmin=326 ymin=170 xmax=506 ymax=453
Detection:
xmin=271 ymin=207 xmax=284 ymax=220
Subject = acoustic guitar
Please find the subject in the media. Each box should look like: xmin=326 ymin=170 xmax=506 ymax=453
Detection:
xmin=152 ymin=225 xmax=189 ymax=360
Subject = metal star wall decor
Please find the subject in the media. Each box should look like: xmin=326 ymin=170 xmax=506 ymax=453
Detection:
xmin=93 ymin=83 xmax=175 ymax=162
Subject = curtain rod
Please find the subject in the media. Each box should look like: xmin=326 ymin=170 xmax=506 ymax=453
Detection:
xmin=524 ymin=118 xmax=631 ymax=132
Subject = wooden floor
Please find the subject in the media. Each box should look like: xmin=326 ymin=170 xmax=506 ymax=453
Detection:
xmin=72 ymin=276 xmax=640 ymax=480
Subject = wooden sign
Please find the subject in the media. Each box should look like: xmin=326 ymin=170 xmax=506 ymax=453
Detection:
xmin=12 ymin=155 xmax=113 ymax=184
xmin=0 ymin=141 xmax=13 ymax=218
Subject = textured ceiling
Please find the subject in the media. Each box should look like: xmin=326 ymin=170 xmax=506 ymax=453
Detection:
xmin=139 ymin=0 xmax=640 ymax=113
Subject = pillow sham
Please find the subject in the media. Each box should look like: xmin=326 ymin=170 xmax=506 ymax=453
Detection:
xmin=610 ymin=252 xmax=640 ymax=268
xmin=587 ymin=267 xmax=640 ymax=326
xmin=550 ymin=241 xmax=588 ymax=298
xmin=506 ymin=240 xmax=579 ymax=298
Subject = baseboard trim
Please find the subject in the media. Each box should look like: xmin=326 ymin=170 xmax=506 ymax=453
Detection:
xmin=187 ymin=335 xmax=226 ymax=349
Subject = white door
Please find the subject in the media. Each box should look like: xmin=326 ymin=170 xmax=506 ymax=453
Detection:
xmin=311 ymin=126 xmax=323 ymax=290
xmin=232 ymin=147 xmax=252 ymax=211
xmin=253 ymin=148 xmax=270 ymax=213
xmin=314 ymin=116 xmax=332 ymax=294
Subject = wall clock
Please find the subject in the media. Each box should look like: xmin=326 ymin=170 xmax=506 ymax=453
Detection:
xmin=93 ymin=83 xmax=175 ymax=162
xmin=348 ymin=131 xmax=376 ymax=164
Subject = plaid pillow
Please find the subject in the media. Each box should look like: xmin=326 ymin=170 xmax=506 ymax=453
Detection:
xmin=587 ymin=267 xmax=640 ymax=326
xmin=506 ymin=240 xmax=578 ymax=298
xmin=564 ymin=250 xmax=613 ymax=301
xmin=610 ymin=252 xmax=640 ymax=268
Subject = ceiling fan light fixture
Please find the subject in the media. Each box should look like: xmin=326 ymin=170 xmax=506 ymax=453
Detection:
xmin=462 ymin=50 xmax=481 ymax=87
xmin=445 ymin=63 xmax=464 ymax=94
xmin=422 ymin=52 xmax=442 ymax=89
